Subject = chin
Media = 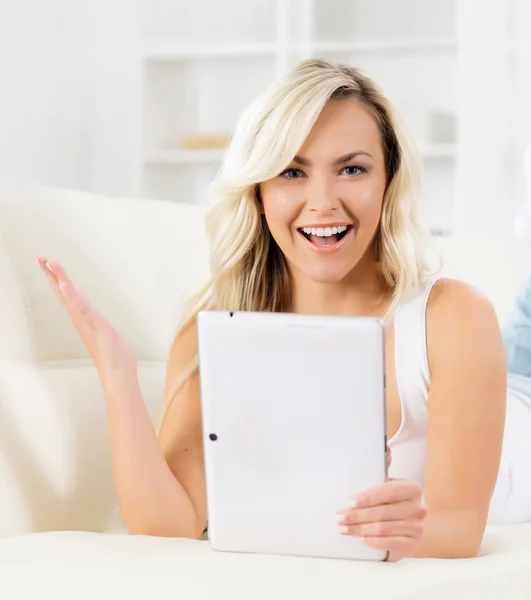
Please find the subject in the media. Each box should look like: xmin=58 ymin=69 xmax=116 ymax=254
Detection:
xmin=300 ymin=263 xmax=353 ymax=284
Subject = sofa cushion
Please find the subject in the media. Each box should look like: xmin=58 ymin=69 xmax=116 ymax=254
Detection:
xmin=0 ymin=185 xmax=208 ymax=363
xmin=433 ymin=235 xmax=518 ymax=324
xmin=1 ymin=527 xmax=531 ymax=599
xmin=0 ymin=186 xmax=207 ymax=535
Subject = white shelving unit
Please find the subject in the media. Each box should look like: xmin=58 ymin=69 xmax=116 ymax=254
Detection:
xmin=138 ymin=0 xmax=459 ymax=233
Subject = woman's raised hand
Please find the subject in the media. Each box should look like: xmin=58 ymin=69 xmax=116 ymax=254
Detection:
xmin=37 ymin=257 xmax=137 ymax=386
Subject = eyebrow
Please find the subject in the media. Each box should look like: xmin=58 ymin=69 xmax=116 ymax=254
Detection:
xmin=292 ymin=151 xmax=373 ymax=167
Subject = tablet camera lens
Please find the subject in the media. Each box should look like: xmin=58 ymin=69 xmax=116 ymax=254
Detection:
xmin=209 ymin=433 xmax=218 ymax=441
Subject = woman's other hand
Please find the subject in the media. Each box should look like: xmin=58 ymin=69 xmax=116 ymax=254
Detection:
xmin=37 ymin=257 xmax=137 ymax=386
xmin=336 ymin=448 xmax=427 ymax=562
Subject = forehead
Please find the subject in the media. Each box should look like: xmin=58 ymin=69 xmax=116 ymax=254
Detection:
xmin=298 ymin=99 xmax=382 ymax=157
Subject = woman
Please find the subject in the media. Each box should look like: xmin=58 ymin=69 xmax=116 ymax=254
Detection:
xmin=36 ymin=59 xmax=530 ymax=561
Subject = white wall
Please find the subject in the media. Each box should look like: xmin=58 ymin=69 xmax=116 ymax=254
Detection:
xmin=0 ymin=0 xmax=140 ymax=196
xmin=0 ymin=1 xmax=91 ymax=189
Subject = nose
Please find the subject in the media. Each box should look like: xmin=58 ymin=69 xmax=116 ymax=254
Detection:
xmin=306 ymin=173 xmax=340 ymax=214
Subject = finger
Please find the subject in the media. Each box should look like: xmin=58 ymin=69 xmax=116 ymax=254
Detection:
xmin=58 ymin=282 xmax=98 ymax=325
xmin=37 ymin=257 xmax=69 ymax=306
xmin=37 ymin=258 xmax=95 ymax=322
xmin=37 ymin=257 xmax=57 ymax=282
xmin=386 ymin=446 xmax=392 ymax=470
xmin=349 ymin=480 xmax=423 ymax=509
xmin=42 ymin=259 xmax=73 ymax=287
xmin=338 ymin=519 xmax=423 ymax=539
xmin=338 ymin=500 xmax=423 ymax=525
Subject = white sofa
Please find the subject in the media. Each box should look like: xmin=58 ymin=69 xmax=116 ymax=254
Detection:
xmin=0 ymin=185 xmax=531 ymax=599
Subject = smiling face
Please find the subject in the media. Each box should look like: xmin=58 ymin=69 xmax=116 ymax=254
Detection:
xmin=259 ymin=99 xmax=388 ymax=285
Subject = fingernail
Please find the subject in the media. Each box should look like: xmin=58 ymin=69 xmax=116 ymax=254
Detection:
xmin=45 ymin=261 xmax=53 ymax=272
xmin=335 ymin=513 xmax=345 ymax=523
xmin=348 ymin=499 xmax=358 ymax=509
xmin=338 ymin=526 xmax=349 ymax=534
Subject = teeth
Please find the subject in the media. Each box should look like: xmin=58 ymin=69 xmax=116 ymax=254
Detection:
xmin=301 ymin=225 xmax=348 ymax=237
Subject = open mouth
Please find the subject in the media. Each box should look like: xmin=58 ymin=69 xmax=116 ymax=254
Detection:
xmin=297 ymin=225 xmax=353 ymax=248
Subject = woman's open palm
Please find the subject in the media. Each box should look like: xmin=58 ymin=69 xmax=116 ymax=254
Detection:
xmin=37 ymin=257 xmax=137 ymax=383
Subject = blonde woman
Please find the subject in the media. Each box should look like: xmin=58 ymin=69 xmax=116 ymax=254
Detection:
xmin=37 ymin=59 xmax=531 ymax=562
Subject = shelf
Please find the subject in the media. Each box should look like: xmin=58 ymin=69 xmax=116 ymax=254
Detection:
xmin=143 ymin=43 xmax=278 ymax=61
xmin=311 ymin=39 xmax=457 ymax=55
xmin=144 ymin=145 xmax=455 ymax=165
xmin=144 ymin=149 xmax=226 ymax=164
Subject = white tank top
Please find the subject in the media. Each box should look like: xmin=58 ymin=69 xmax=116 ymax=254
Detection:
xmin=386 ymin=277 xmax=438 ymax=487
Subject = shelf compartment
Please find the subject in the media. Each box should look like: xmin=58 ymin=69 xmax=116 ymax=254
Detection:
xmin=142 ymin=55 xmax=276 ymax=155
xmin=306 ymin=50 xmax=457 ymax=146
xmin=143 ymin=0 xmax=277 ymax=45
xmin=141 ymin=163 xmax=219 ymax=205
xmin=421 ymin=161 xmax=456 ymax=236
xmin=312 ymin=0 xmax=456 ymax=44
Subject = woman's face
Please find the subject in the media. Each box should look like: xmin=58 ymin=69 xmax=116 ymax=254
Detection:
xmin=260 ymin=99 xmax=388 ymax=284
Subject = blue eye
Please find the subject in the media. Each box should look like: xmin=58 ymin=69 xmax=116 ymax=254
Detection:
xmin=341 ymin=165 xmax=366 ymax=176
xmin=280 ymin=168 xmax=304 ymax=179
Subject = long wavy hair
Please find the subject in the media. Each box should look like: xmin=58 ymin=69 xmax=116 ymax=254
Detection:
xmin=156 ymin=58 xmax=431 ymax=433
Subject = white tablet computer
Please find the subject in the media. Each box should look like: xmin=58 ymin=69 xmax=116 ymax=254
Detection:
xmin=196 ymin=310 xmax=387 ymax=561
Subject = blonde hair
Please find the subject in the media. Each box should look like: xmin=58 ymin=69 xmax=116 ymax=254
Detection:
xmin=156 ymin=58 xmax=431 ymax=433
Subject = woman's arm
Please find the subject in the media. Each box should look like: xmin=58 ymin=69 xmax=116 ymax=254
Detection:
xmin=105 ymin=365 xmax=203 ymax=538
xmin=155 ymin=319 xmax=208 ymax=536
xmin=37 ymin=258 xmax=206 ymax=539
xmin=415 ymin=279 xmax=507 ymax=558
xmin=109 ymin=320 xmax=206 ymax=538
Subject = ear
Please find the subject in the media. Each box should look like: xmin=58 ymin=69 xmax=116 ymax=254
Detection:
xmin=256 ymin=185 xmax=265 ymax=215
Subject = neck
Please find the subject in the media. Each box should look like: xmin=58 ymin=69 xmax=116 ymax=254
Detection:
xmin=289 ymin=253 xmax=391 ymax=318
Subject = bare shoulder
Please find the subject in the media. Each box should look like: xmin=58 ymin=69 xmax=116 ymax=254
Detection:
xmin=159 ymin=316 xmax=202 ymax=453
xmin=159 ymin=315 xmax=207 ymax=533
xmin=427 ymin=277 xmax=497 ymax=320
xmin=167 ymin=317 xmax=199 ymax=375
xmin=425 ymin=277 xmax=505 ymax=374
xmin=421 ymin=286 xmax=506 ymax=557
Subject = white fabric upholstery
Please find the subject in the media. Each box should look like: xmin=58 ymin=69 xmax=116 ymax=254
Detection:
xmin=1 ymin=185 xmax=530 ymax=599
xmin=1 ymin=528 xmax=531 ymax=599
xmin=0 ymin=185 xmax=207 ymax=535
xmin=432 ymin=235 xmax=519 ymax=325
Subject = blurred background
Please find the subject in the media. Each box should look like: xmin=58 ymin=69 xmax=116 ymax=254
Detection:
xmin=0 ymin=0 xmax=530 ymax=251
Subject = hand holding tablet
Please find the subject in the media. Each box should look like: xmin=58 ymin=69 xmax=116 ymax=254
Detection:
xmin=197 ymin=310 xmax=424 ymax=561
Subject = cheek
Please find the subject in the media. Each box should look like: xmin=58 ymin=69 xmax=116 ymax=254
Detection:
xmin=262 ymin=187 xmax=302 ymax=231
xmin=351 ymin=180 xmax=385 ymax=222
